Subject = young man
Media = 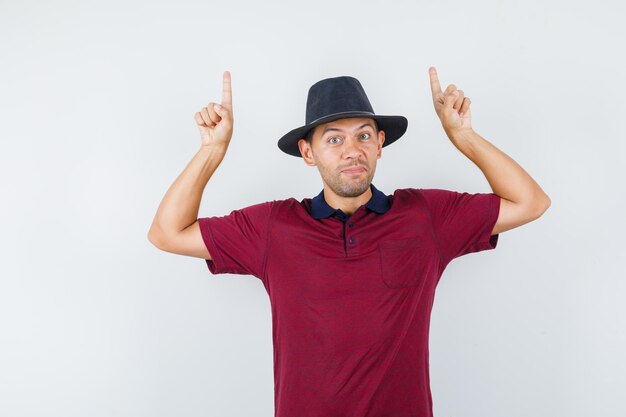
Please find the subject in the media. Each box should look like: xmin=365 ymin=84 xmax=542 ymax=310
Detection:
xmin=148 ymin=68 xmax=550 ymax=417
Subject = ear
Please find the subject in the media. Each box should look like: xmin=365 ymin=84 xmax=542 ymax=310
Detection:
xmin=298 ymin=139 xmax=316 ymax=166
xmin=377 ymin=130 xmax=385 ymax=159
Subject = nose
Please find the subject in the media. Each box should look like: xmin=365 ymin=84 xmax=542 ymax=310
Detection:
xmin=342 ymin=137 xmax=362 ymax=159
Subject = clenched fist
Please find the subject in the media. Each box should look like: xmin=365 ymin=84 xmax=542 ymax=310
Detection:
xmin=194 ymin=70 xmax=234 ymax=148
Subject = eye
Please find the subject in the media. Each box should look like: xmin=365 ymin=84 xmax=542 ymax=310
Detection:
xmin=360 ymin=133 xmax=371 ymax=140
xmin=328 ymin=136 xmax=341 ymax=144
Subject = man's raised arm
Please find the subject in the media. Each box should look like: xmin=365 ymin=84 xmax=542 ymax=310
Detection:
xmin=428 ymin=66 xmax=551 ymax=235
xmin=147 ymin=71 xmax=234 ymax=259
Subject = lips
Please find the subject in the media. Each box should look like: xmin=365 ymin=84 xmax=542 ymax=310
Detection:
xmin=341 ymin=166 xmax=366 ymax=174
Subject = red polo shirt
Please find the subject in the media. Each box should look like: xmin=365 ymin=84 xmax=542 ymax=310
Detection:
xmin=198 ymin=184 xmax=501 ymax=417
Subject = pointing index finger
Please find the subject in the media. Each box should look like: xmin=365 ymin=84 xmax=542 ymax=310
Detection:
xmin=221 ymin=70 xmax=232 ymax=109
xmin=429 ymin=66 xmax=442 ymax=96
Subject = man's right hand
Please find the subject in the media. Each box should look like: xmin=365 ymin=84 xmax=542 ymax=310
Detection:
xmin=194 ymin=70 xmax=233 ymax=148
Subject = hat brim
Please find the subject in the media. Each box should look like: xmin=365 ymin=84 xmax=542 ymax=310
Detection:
xmin=277 ymin=112 xmax=408 ymax=157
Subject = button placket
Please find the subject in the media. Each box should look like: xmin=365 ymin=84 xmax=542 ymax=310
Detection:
xmin=342 ymin=219 xmax=348 ymax=255
xmin=335 ymin=208 xmax=362 ymax=255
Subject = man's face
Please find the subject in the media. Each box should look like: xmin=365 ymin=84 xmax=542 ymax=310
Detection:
xmin=297 ymin=117 xmax=385 ymax=198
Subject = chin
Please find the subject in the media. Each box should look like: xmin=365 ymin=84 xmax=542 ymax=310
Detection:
xmin=335 ymin=179 xmax=371 ymax=197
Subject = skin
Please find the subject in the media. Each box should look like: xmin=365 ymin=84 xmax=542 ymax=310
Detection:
xmin=148 ymin=68 xmax=551 ymax=260
xmin=296 ymin=66 xmax=552 ymax=232
xmin=427 ymin=66 xmax=551 ymax=235
xmin=297 ymin=117 xmax=385 ymax=216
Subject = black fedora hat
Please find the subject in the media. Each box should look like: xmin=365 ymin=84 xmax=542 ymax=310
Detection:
xmin=277 ymin=76 xmax=408 ymax=157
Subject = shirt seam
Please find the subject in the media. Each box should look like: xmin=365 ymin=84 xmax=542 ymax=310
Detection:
xmin=479 ymin=193 xmax=497 ymax=250
xmin=199 ymin=217 xmax=229 ymax=274
xmin=416 ymin=188 xmax=446 ymax=272
xmin=484 ymin=193 xmax=495 ymax=247
xmin=460 ymin=193 xmax=499 ymax=254
xmin=259 ymin=200 xmax=277 ymax=283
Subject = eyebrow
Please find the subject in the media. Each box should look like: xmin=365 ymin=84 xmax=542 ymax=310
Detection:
xmin=321 ymin=122 xmax=375 ymax=136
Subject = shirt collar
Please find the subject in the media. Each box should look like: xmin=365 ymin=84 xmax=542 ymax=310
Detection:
xmin=310 ymin=183 xmax=390 ymax=219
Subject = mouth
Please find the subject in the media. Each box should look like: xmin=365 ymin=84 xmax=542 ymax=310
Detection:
xmin=341 ymin=166 xmax=366 ymax=174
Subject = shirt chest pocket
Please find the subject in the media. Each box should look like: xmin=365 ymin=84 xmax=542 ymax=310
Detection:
xmin=378 ymin=236 xmax=437 ymax=289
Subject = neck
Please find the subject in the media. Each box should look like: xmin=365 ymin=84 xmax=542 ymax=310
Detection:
xmin=323 ymin=185 xmax=372 ymax=216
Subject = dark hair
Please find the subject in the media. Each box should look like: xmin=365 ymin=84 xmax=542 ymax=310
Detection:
xmin=304 ymin=119 xmax=379 ymax=145
xmin=304 ymin=127 xmax=316 ymax=145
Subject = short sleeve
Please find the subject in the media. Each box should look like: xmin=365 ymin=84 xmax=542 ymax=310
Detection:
xmin=197 ymin=200 xmax=275 ymax=279
xmin=419 ymin=188 xmax=501 ymax=266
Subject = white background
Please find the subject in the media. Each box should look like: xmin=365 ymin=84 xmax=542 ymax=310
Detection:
xmin=1 ymin=0 xmax=625 ymax=416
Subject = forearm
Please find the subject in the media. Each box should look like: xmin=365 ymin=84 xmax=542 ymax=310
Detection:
xmin=148 ymin=144 xmax=228 ymax=241
xmin=450 ymin=129 xmax=551 ymax=210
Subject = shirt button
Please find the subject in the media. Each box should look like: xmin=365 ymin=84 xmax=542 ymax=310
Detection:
xmin=349 ymin=237 xmax=355 ymax=244
xmin=348 ymin=223 xmax=354 ymax=228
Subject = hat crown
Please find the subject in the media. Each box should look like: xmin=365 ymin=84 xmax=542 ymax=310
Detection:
xmin=306 ymin=76 xmax=375 ymax=124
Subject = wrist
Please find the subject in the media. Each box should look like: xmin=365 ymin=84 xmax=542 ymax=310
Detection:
xmin=199 ymin=142 xmax=229 ymax=155
xmin=448 ymin=128 xmax=476 ymax=144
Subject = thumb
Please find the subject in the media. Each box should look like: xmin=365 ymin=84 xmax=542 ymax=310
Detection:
xmin=213 ymin=103 xmax=224 ymax=116
xmin=213 ymin=103 xmax=230 ymax=121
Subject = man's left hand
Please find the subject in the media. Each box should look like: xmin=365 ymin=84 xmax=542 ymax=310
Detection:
xmin=428 ymin=66 xmax=473 ymax=139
